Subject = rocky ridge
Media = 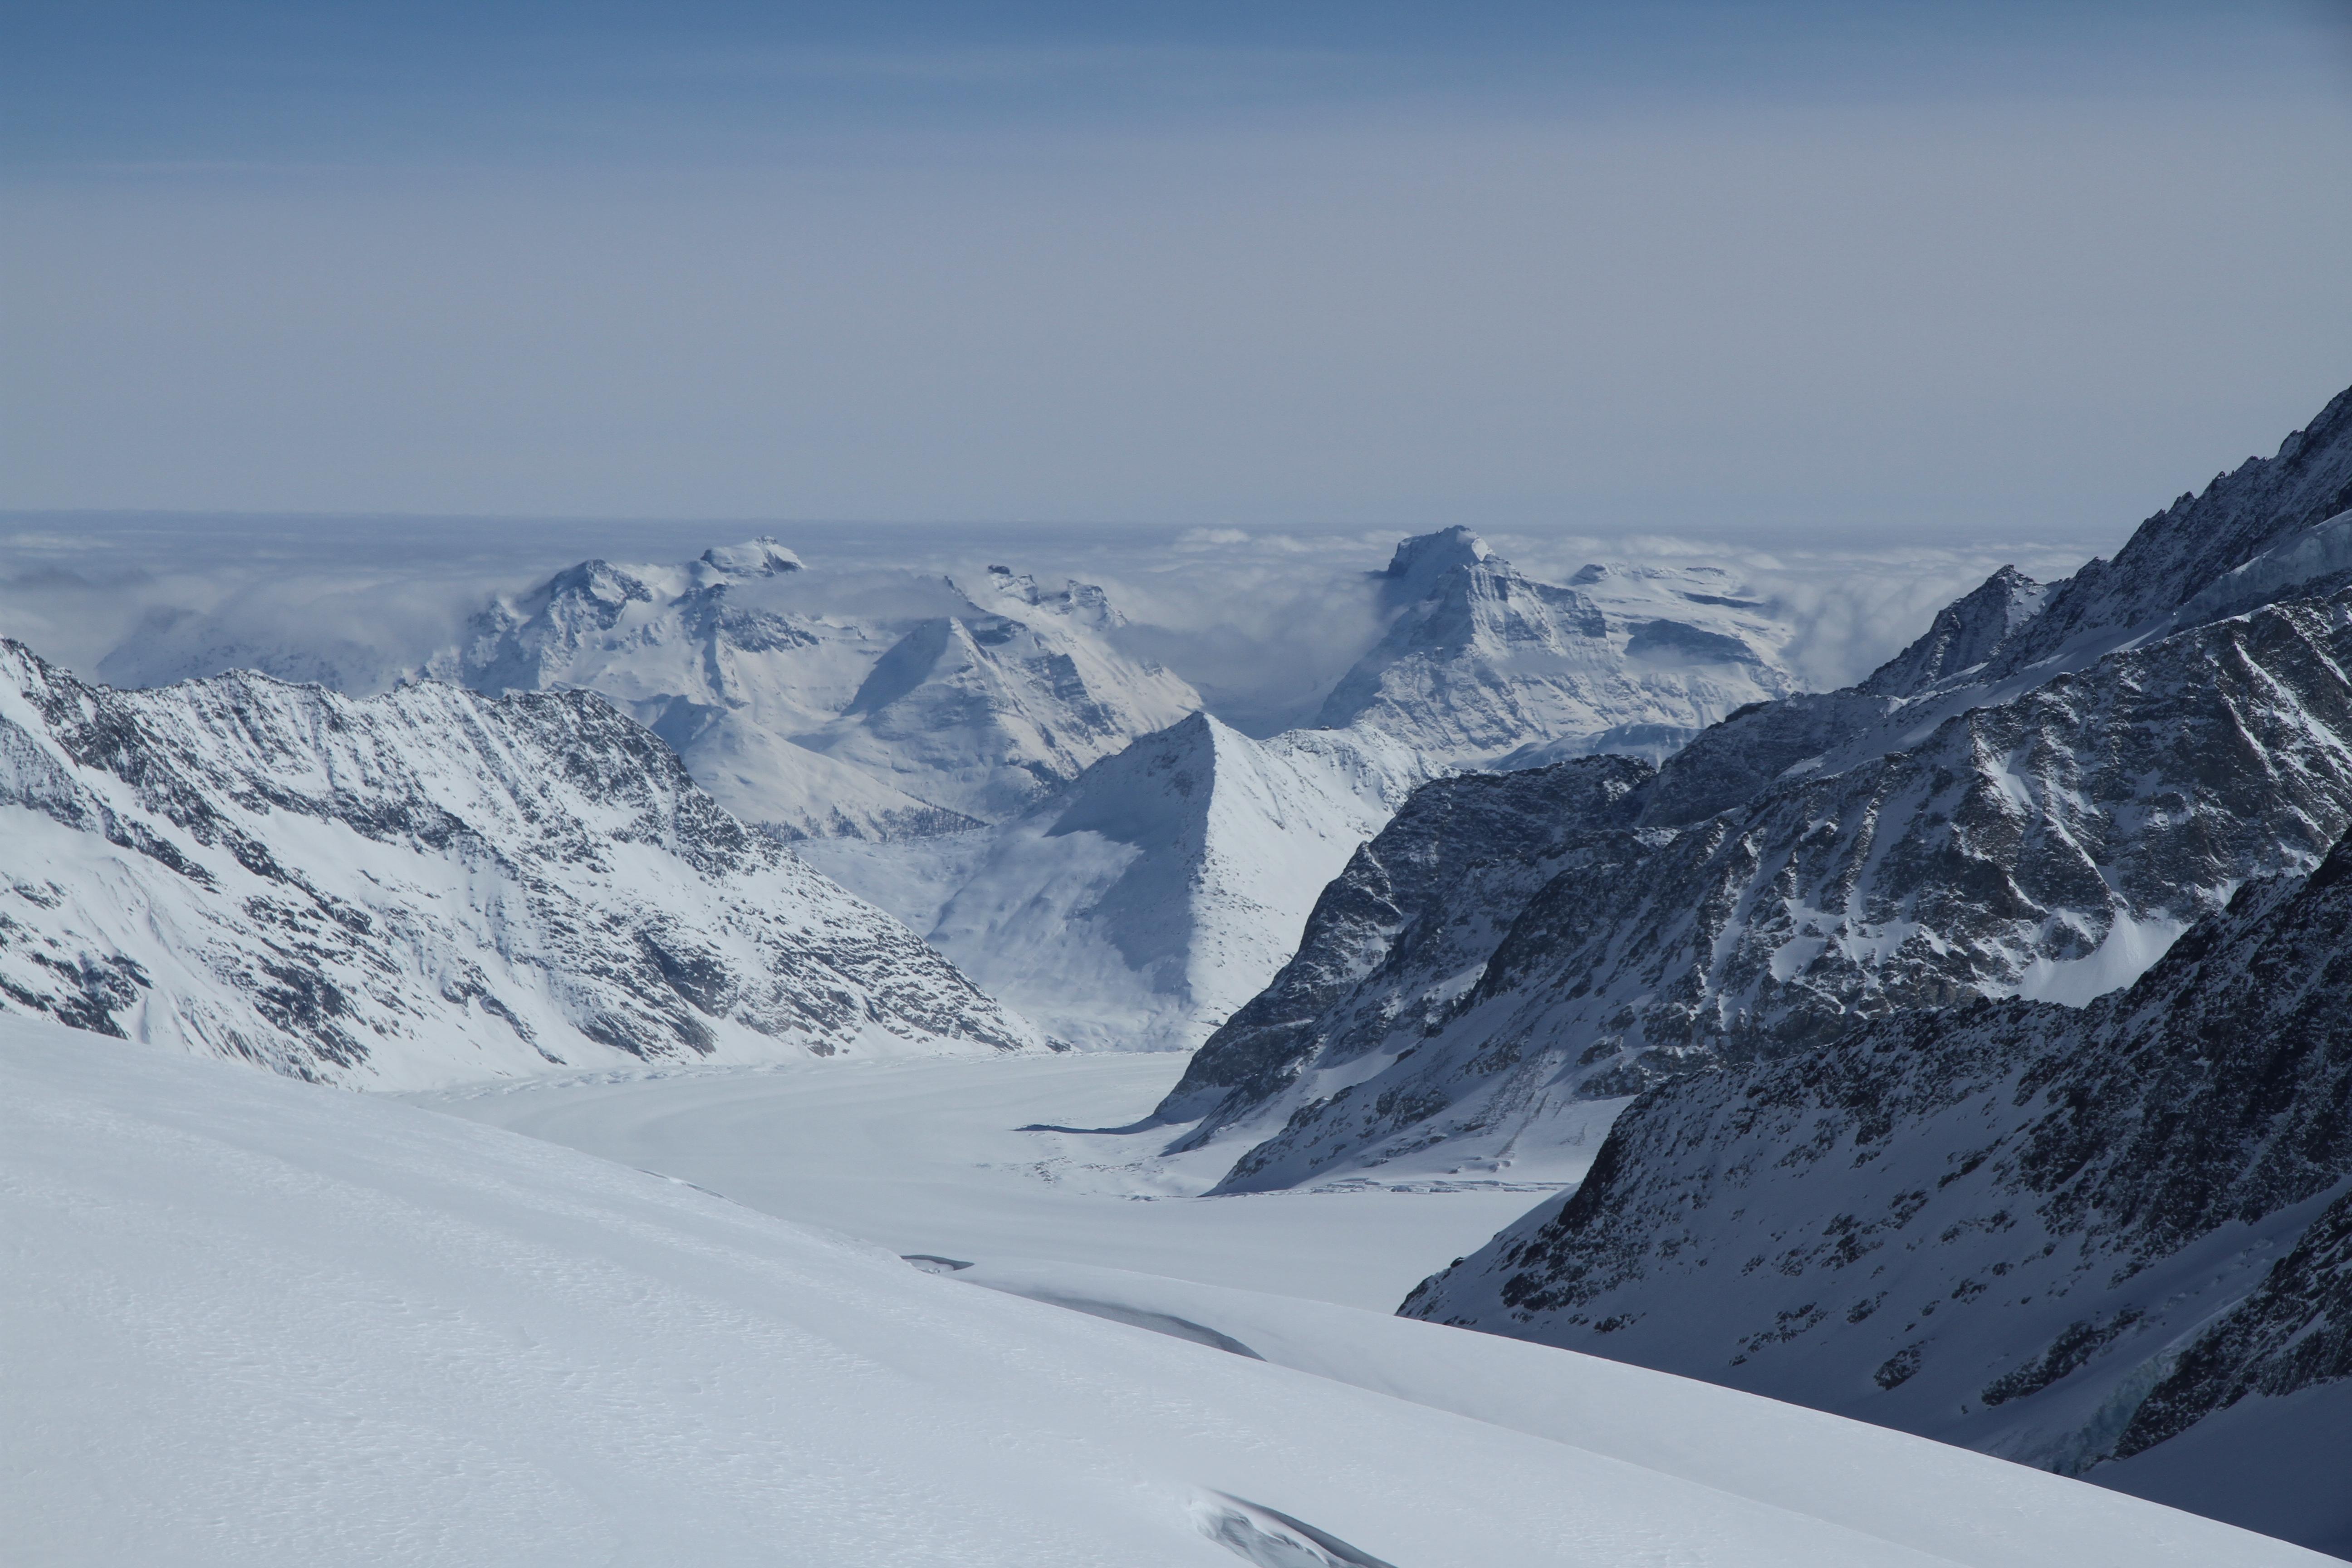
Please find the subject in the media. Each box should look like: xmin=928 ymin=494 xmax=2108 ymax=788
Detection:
xmin=1400 ymin=832 xmax=2352 ymax=1553
xmin=1160 ymin=383 xmax=2352 ymax=1191
xmin=0 ymin=642 xmax=1042 ymax=1088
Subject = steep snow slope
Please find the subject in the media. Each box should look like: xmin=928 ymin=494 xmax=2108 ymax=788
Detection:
xmin=9 ymin=1020 xmax=2314 ymax=1567
xmin=0 ymin=642 xmax=1039 ymax=1087
xmin=1404 ymin=833 xmax=2352 ymax=1558
xmin=1170 ymin=385 xmax=2352 ymax=1191
xmin=1318 ymin=527 xmax=1798 ymax=768
xmin=804 ymin=714 xmax=1424 ymax=1051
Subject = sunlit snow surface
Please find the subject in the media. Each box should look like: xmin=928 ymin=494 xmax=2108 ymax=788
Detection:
xmin=9 ymin=1020 xmax=2317 ymax=1568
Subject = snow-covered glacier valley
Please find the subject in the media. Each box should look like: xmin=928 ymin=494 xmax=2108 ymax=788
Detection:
xmin=12 ymin=398 xmax=2352 ymax=1564
xmin=7 ymin=1015 xmax=2320 ymax=1567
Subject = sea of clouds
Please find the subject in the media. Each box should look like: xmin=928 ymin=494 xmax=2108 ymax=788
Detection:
xmin=0 ymin=511 xmax=2122 ymax=731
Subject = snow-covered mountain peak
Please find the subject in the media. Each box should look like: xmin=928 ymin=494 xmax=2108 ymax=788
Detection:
xmin=1378 ymin=525 xmax=1496 ymax=605
xmin=698 ymin=536 xmax=805 ymax=577
xmin=972 ymin=564 xmax=1127 ymax=630
xmin=1315 ymin=537 xmax=1797 ymax=768
xmin=1860 ymin=562 xmax=2048 ymax=698
xmin=443 ymin=541 xmax=1200 ymax=837
xmin=807 ymin=710 xmax=1424 ymax=1053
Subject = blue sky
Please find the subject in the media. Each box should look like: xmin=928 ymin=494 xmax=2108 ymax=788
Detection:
xmin=6 ymin=2 xmax=2352 ymax=535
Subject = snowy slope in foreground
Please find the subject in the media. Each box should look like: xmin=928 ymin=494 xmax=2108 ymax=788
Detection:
xmin=955 ymin=1258 xmax=2324 ymax=1568
xmin=0 ymin=643 xmax=1040 ymax=1087
xmin=5 ymin=1020 xmax=2315 ymax=1568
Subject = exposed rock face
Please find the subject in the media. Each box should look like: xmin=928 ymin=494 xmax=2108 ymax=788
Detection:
xmin=1980 ymin=384 xmax=2352 ymax=681
xmin=1154 ymin=754 xmax=1655 ymax=1178
xmin=1162 ymin=385 xmax=2352 ymax=1194
xmin=1316 ymin=531 xmax=1796 ymax=770
xmin=1174 ymin=586 xmax=2352 ymax=1190
xmin=1400 ymin=833 xmax=2352 ymax=1550
xmin=0 ymin=642 xmax=1043 ymax=1088
xmin=1859 ymin=565 xmax=2047 ymax=699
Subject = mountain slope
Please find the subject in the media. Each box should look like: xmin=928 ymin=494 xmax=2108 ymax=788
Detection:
xmin=797 ymin=531 xmax=1801 ymax=1058
xmin=0 ymin=642 xmax=1040 ymax=1088
xmin=451 ymin=542 xmax=1202 ymax=835
xmin=1402 ymin=833 xmax=2352 ymax=1558
xmin=1178 ymin=587 xmax=2352 ymax=1190
xmin=1318 ymin=527 xmax=1798 ymax=768
xmin=1170 ymin=385 xmax=2352 ymax=1192
xmin=10 ymin=1018 xmax=2317 ymax=1567
xmin=1153 ymin=753 xmax=1655 ymax=1171
xmin=807 ymin=714 xmax=1423 ymax=1052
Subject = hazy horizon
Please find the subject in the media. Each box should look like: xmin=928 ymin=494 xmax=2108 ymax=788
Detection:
xmin=8 ymin=2 xmax=2352 ymax=539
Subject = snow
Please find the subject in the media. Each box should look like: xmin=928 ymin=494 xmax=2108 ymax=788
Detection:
xmin=0 ymin=645 xmax=1044 ymax=1086
xmin=414 ymin=1051 xmax=1544 ymax=1309
xmin=2010 ymin=909 xmax=2194 ymax=1008
xmin=804 ymin=715 xmax=1423 ymax=1053
xmin=5 ymin=1016 xmax=2313 ymax=1567
xmin=1316 ymin=537 xmax=1798 ymax=772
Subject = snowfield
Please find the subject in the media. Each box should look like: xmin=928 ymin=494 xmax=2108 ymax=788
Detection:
xmin=412 ymin=1050 xmax=1558 ymax=1309
xmin=7 ymin=1018 xmax=2319 ymax=1567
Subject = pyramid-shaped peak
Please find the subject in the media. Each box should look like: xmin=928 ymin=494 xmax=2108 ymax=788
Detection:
xmin=700 ymin=538 xmax=804 ymax=577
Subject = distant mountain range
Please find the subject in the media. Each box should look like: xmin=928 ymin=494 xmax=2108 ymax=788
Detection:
xmin=33 ymin=514 xmax=1807 ymax=1067
xmin=804 ymin=527 xmax=1798 ymax=1049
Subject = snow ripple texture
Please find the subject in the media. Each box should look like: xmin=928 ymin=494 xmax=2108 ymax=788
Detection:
xmin=0 ymin=642 xmax=1042 ymax=1087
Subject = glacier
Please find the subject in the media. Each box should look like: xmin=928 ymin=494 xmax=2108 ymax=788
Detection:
xmin=5 ymin=1014 xmax=2315 ymax=1567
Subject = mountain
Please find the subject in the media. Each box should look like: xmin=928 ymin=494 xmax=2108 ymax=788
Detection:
xmin=0 ymin=642 xmax=1041 ymax=1088
xmin=449 ymin=543 xmax=1202 ymax=837
xmin=801 ymin=528 xmax=1799 ymax=1054
xmin=1154 ymin=753 xmax=1654 ymax=1175
xmin=1157 ymin=383 xmax=2352 ymax=1192
xmin=803 ymin=713 xmax=1423 ymax=1052
xmin=1401 ymin=831 xmax=2352 ymax=1557
xmin=1857 ymin=564 xmax=2048 ymax=699
xmin=1317 ymin=527 xmax=1799 ymax=768
xmin=12 ymin=1019 xmax=2314 ymax=1568
xmin=99 ymin=539 xmax=1203 ymax=842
